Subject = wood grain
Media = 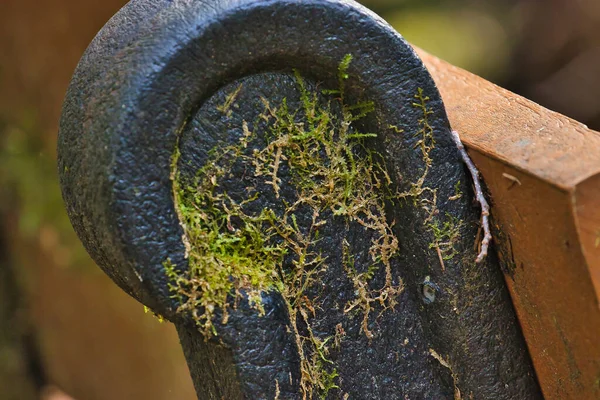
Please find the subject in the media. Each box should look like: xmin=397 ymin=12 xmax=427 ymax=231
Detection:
xmin=419 ymin=49 xmax=600 ymax=188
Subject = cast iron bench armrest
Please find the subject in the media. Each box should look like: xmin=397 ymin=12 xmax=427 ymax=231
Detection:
xmin=57 ymin=0 xmax=600 ymax=399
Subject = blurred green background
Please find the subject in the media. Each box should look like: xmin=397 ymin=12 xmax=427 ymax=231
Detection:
xmin=1 ymin=0 xmax=599 ymax=398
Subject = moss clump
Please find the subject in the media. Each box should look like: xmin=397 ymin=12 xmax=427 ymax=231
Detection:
xmin=168 ymin=55 xmax=403 ymax=398
xmin=449 ymin=180 xmax=463 ymax=201
xmin=168 ymin=130 xmax=286 ymax=330
xmin=397 ymin=88 xmax=438 ymax=221
xmin=143 ymin=305 xmax=165 ymax=323
xmin=428 ymin=213 xmax=463 ymax=261
xmin=395 ymin=87 xmax=465 ymax=270
xmin=411 ymin=87 xmax=436 ymax=166
xmin=216 ymin=83 xmax=243 ymax=118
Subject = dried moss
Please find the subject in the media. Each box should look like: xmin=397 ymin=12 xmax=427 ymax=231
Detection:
xmin=165 ymin=55 xmax=465 ymax=397
xmin=397 ymin=88 xmax=438 ymax=221
xmin=167 ymin=55 xmax=404 ymax=398
xmin=166 ymin=53 xmax=467 ymax=397
xmin=395 ymin=87 xmax=465 ymax=269
xmin=428 ymin=213 xmax=463 ymax=261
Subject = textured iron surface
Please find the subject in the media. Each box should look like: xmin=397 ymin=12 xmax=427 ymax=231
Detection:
xmin=58 ymin=0 xmax=542 ymax=398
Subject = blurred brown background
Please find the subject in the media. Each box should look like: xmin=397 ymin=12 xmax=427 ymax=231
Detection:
xmin=1 ymin=0 xmax=599 ymax=399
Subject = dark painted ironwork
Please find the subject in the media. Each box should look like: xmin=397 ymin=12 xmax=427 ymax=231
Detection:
xmin=58 ymin=0 xmax=541 ymax=398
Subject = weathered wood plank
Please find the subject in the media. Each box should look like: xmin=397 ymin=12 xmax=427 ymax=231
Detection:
xmin=419 ymin=49 xmax=600 ymax=188
xmin=420 ymin=48 xmax=600 ymax=400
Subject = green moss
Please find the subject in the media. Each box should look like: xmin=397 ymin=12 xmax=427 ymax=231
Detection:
xmin=167 ymin=56 xmax=404 ymax=398
xmin=428 ymin=213 xmax=463 ymax=261
xmin=166 ymin=60 xmax=464 ymax=398
xmin=388 ymin=124 xmax=405 ymax=134
xmin=143 ymin=305 xmax=165 ymax=323
xmin=411 ymin=87 xmax=436 ymax=166
xmin=216 ymin=83 xmax=243 ymax=117
xmin=342 ymin=239 xmax=394 ymax=339
xmin=396 ymin=87 xmax=465 ymax=269
xmin=449 ymin=180 xmax=462 ymax=201
xmin=316 ymin=360 xmax=339 ymax=400
xmin=167 ymin=59 xmax=468 ymax=399
xmin=396 ymin=87 xmax=438 ymax=219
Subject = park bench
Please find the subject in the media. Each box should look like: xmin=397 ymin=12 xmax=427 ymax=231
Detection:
xmin=57 ymin=0 xmax=600 ymax=399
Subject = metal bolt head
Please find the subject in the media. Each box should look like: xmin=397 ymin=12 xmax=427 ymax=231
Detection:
xmin=422 ymin=276 xmax=440 ymax=304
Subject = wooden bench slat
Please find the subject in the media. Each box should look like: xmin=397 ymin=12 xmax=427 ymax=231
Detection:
xmin=421 ymin=48 xmax=600 ymax=400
